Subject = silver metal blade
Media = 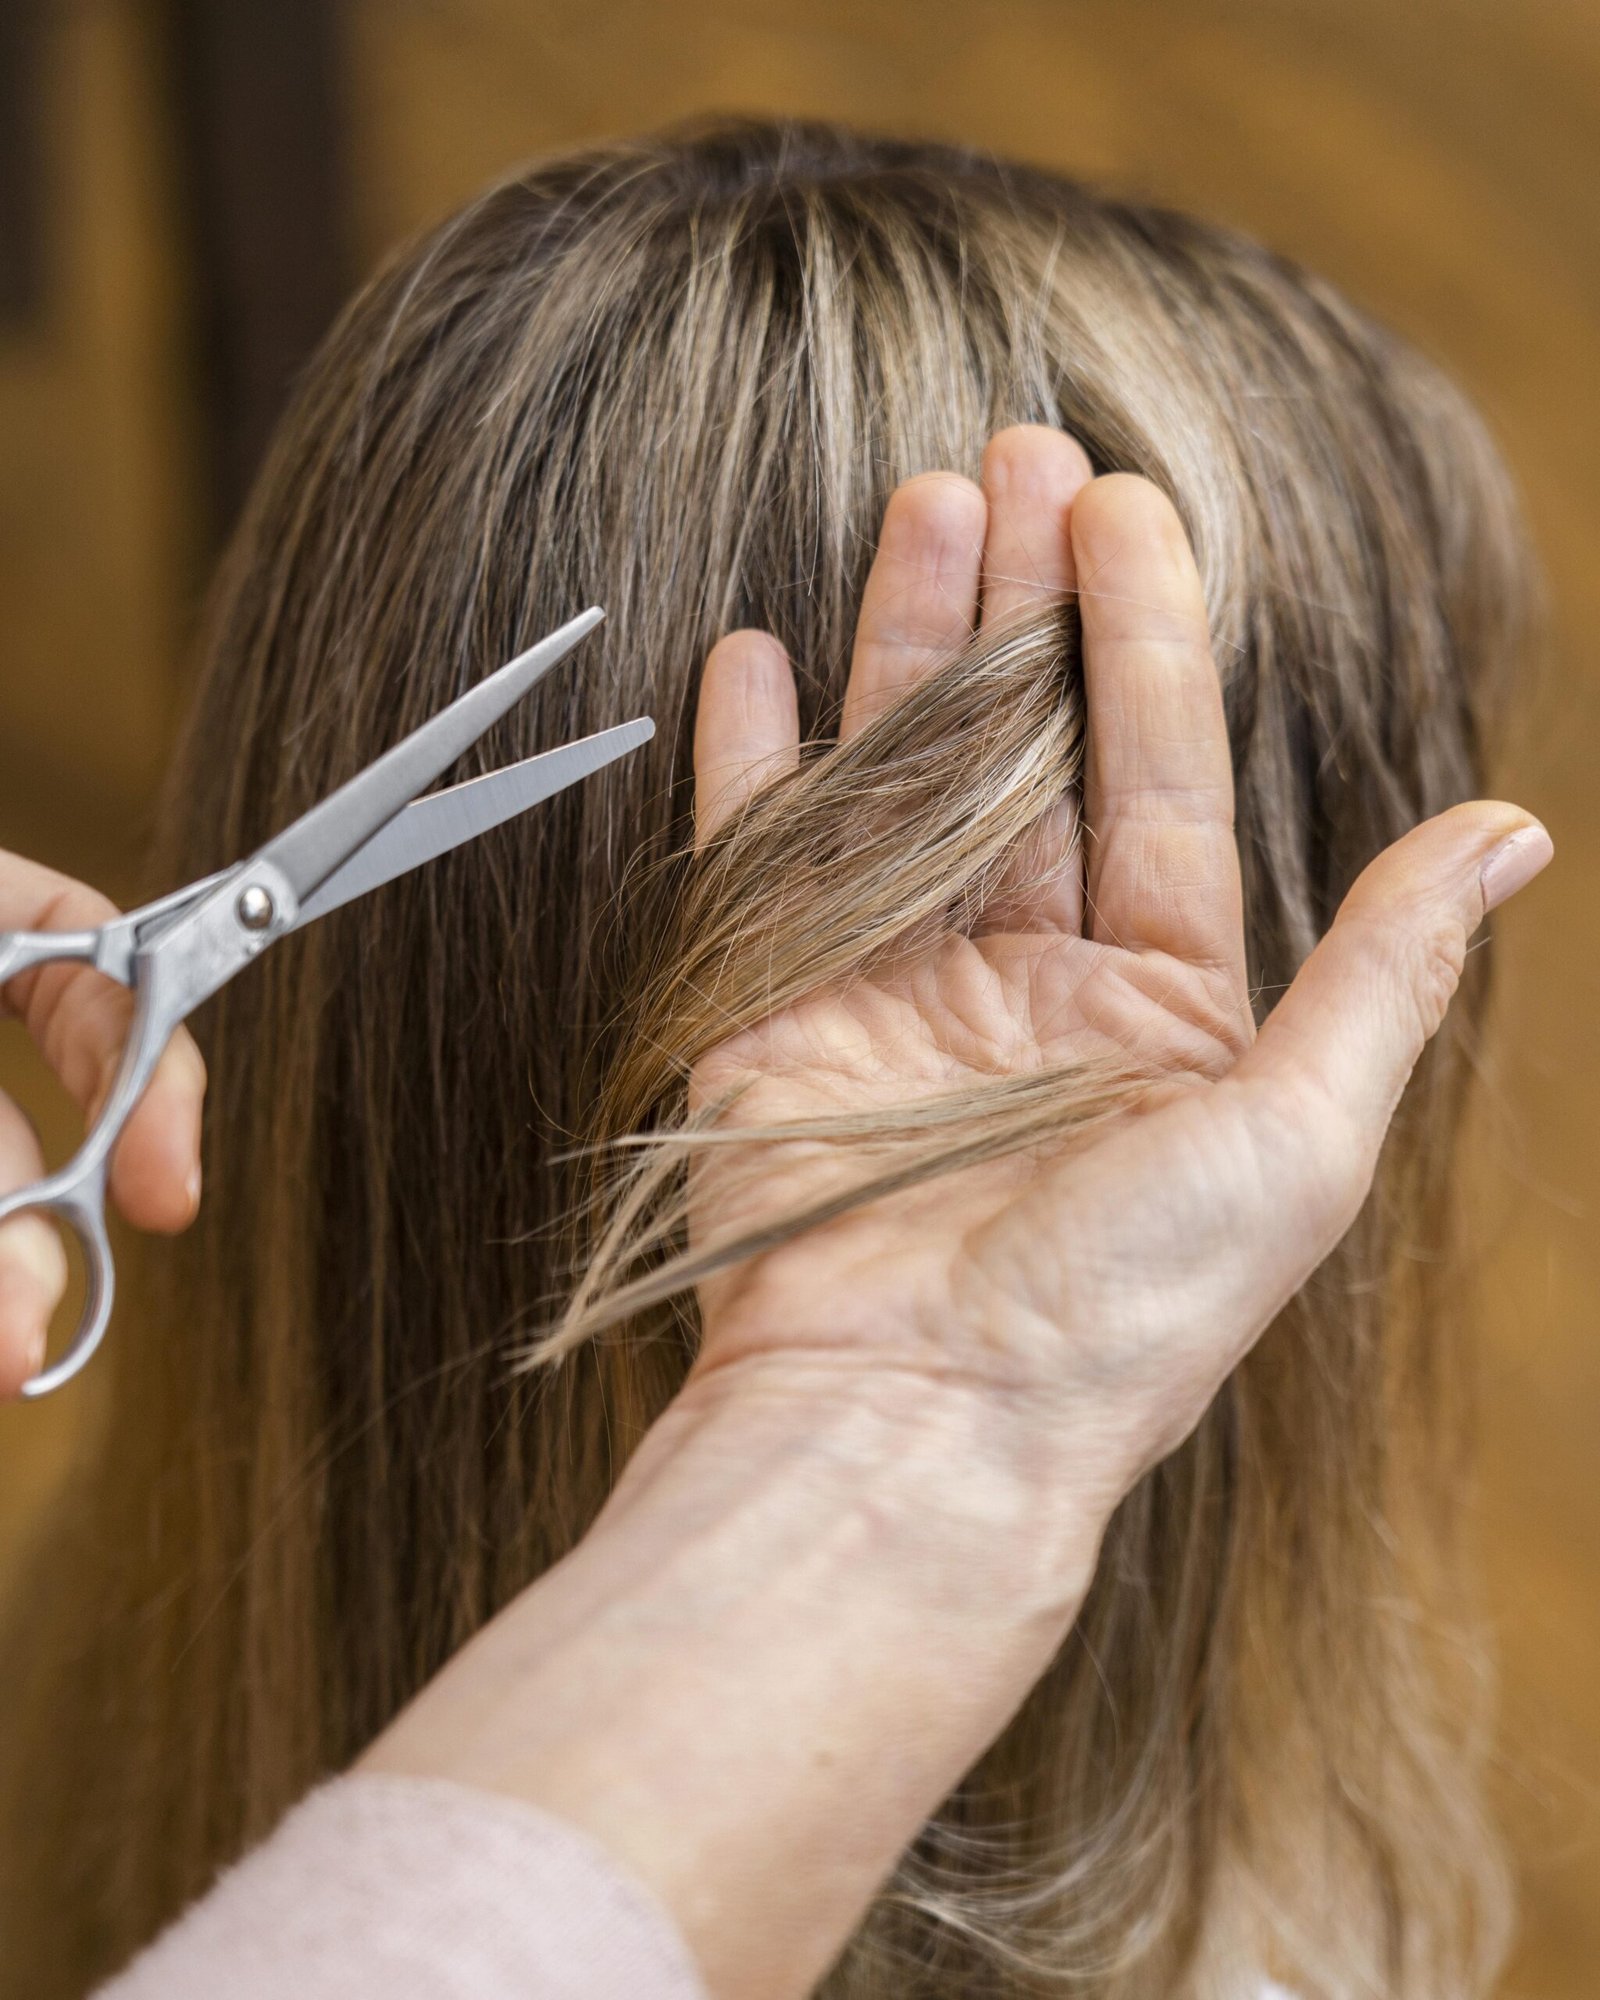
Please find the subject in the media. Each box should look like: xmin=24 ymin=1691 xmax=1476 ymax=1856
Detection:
xmin=293 ymin=716 xmax=654 ymax=927
xmin=253 ymin=608 xmax=606 ymax=906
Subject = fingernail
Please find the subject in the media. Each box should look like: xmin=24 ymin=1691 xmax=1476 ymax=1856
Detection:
xmin=1481 ymin=821 xmax=1554 ymax=911
xmin=25 ymin=1322 xmax=46 ymax=1381
xmin=186 ymin=1163 xmax=202 ymax=1215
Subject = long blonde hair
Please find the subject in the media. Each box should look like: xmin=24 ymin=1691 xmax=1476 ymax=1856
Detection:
xmin=2 ymin=119 xmax=1533 ymax=1998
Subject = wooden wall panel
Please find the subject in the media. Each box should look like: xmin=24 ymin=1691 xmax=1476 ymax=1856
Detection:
xmin=0 ymin=1 xmax=193 ymax=845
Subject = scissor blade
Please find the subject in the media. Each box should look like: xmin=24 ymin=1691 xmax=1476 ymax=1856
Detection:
xmin=253 ymin=608 xmax=605 ymax=907
xmin=293 ymin=717 xmax=653 ymax=928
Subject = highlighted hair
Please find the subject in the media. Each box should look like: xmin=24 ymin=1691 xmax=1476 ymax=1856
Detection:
xmin=4 ymin=119 xmax=1532 ymax=1998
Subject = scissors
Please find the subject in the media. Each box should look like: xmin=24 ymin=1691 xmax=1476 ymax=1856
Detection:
xmin=0 ymin=607 xmax=647 ymax=1400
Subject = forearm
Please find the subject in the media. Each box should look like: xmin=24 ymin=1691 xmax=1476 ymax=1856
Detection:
xmin=361 ymin=1358 xmax=1100 ymax=1998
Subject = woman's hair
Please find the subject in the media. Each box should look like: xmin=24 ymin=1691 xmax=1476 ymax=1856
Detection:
xmin=3 ymin=118 xmax=1535 ymax=1998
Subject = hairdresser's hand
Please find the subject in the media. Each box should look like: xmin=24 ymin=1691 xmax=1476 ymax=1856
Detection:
xmin=0 ymin=854 xmax=205 ymax=1396
xmin=691 ymin=426 xmax=1553 ymax=1533
xmin=369 ymin=433 xmax=1550 ymax=2000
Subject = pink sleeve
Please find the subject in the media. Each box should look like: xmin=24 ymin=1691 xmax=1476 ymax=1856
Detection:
xmin=94 ymin=1772 xmax=710 ymax=2000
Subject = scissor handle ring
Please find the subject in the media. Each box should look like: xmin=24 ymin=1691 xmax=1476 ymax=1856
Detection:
xmin=0 ymin=923 xmax=127 ymax=1396
xmin=0 ymin=1166 xmax=116 ymax=1400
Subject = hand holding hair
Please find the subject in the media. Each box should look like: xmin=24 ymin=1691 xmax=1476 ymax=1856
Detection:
xmin=362 ymin=429 xmax=1553 ymax=1999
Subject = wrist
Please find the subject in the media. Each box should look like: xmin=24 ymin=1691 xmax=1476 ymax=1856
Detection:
xmin=364 ymin=1357 xmax=1100 ymax=1999
xmin=622 ymin=1347 xmax=1104 ymax=1628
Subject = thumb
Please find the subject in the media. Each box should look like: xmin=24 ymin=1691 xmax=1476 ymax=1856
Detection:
xmin=1232 ymin=800 xmax=1552 ymax=1214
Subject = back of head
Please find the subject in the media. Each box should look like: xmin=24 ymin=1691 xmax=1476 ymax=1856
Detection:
xmin=5 ymin=118 xmax=1533 ymax=1998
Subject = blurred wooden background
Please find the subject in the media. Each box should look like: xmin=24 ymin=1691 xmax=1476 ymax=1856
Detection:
xmin=0 ymin=1 xmax=1595 ymax=1991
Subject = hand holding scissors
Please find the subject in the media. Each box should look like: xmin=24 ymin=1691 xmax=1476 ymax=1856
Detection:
xmin=0 ymin=609 xmax=646 ymax=1399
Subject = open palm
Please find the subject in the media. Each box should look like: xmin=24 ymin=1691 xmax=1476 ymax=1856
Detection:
xmin=686 ymin=429 xmax=1546 ymax=1502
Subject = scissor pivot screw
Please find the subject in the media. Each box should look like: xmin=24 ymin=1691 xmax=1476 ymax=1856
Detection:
xmin=235 ymin=884 xmax=276 ymax=932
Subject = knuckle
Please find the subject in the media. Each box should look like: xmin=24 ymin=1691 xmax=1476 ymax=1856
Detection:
xmin=3 ymin=881 xmax=122 ymax=1024
xmin=37 ymin=878 xmax=119 ymax=933
xmin=1387 ymin=913 xmax=1470 ymax=1048
xmin=1249 ymin=1070 xmax=1373 ymax=1233
xmin=36 ymin=968 xmax=130 ymax=1104
xmin=1196 ymin=966 xmax=1255 ymax=1063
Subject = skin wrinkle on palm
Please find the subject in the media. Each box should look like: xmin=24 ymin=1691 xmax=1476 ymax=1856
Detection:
xmin=695 ymin=434 xmax=1256 ymax=1187
xmin=627 ymin=439 xmax=1543 ymax=1420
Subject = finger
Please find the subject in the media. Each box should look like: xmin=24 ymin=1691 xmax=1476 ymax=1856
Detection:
xmin=840 ymin=473 xmax=985 ymax=741
xmin=1073 ymin=475 xmax=1245 ymax=991
xmin=967 ymin=805 xmax=1550 ymax=1492
xmin=977 ymin=425 xmax=1093 ymax=631
xmin=971 ymin=797 xmax=1086 ymax=937
xmin=91 ymin=1016 xmax=207 ymax=1234
xmin=694 ymin=631 xmax=800 ymax=849
xmin=0 ymin=1094 xmax=68 ymax=1397
xmin=972 ymin=427 xmax=1093 ymax=933
xmin=0 ymin=851 xmax=206 ymax=1234
xmin=1232 ymin=805 xmax=1553 ymax=1198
